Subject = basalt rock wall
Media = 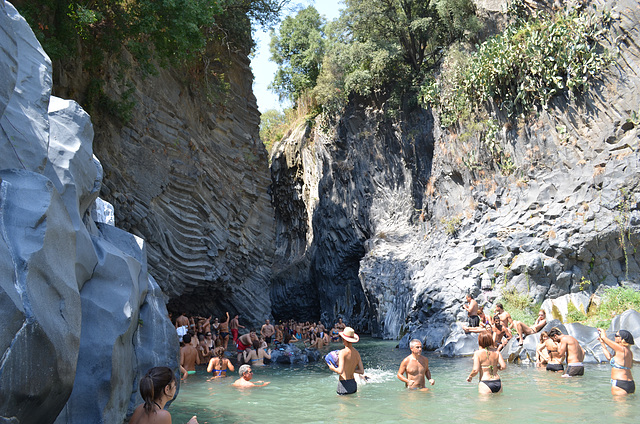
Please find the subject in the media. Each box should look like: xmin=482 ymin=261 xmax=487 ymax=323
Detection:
xmin=0 ymin=2 xmax=177 ymax=423
xmin=271 ymin=0 xmax=639 ymax=346
xmin=271 ymin=102 xmax=434 ymax=328
xmin=49 ymin=19 xmax=275 ymax=325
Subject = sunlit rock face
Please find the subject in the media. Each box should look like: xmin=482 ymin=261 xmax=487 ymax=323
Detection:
xmin=0 ymin=2 xmax=176 ymax=423
xmin=271 ymin=0 xmax=639 ymax=349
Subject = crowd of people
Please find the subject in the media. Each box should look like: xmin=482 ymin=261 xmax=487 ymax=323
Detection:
xmin=461 ymin=293 xmax=635 ymax=394
xmin=134 ymin=303 xmax=634 ymax=423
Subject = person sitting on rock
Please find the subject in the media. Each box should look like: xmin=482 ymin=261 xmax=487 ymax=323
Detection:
xmin=513 ymin=310 xmax=547 ymax=345
xmin=494 ymin=303 xmax=514 ymax=339
xmin=232 ymin=365 xmax=270 ymax=388
xmin=237 ymin=330 xmax=259 ymax=364
xmin=491 ymin=315 xmax=511 ymax=352
xmin=463 ymin=307 xmax=492 ymax=333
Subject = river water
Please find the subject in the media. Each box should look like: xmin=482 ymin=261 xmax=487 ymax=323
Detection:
xmin=170 ymin=337 xmax=638 ymax=424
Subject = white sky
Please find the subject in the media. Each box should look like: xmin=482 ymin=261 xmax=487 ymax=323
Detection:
xmin=251 ymin=0 xmax=344 ymax=113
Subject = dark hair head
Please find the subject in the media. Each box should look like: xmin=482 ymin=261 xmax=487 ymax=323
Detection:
xmin=139 ymin=367 xmax=175 ymax=414
xmin=478 ymin=331 xmax=493 ymax=348
xmin=548 ymin=327 xmax=562 ymax=338
xmin=495 ymin=303 xmax=504 ymax=311
xmin=618 ymin=329 xmax=635 ymax=345
xmin=214 ymin=346 xmax=225 ymax=358
xmin=183 ymin=334 xmax=192 ymax=344
xmin=252 ymin=339 xmax=260 ymax=349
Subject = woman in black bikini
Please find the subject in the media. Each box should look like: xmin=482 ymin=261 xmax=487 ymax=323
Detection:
xmin=129 ymin=367 xmax=198 ymax=424
xmin=207 ymin=347 xmax=235 ymax=378
xmin=598 ymin=328 xmax=635 ymax=395
xmin=467 ymin=331 xmax=506 ymax=394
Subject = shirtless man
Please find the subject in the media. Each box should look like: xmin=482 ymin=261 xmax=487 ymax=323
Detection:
xmin=494 ymin=303 xmax=514 ymax=338
xmin=232 ymin=365 xmax=269 ymax=388
xmin=180 ymin=334 xmax=200 ymax=375
xmin=549 ymin=327 xmax=586 ymax=376
xmin=544 ymin=328 xmax=564 ymax=372
xmin=397 ymin=339 xmax=435 ymax=390
xmin=219 ymin=312 xmax=230 ymax=350
xmin=237 ymin=330 xmax=259 ymax=364
xmin=463 ymin=294 xmax=479 ymax=327
xmin=261 ymin=319 xmax=275 ymax=345
xmin=335 ymin=318 xmax=346 ymax=332
xmin=230 ymin=314 xmax=245 ymax=343
xmin=327 ymin=327 xmax=364 ymax=395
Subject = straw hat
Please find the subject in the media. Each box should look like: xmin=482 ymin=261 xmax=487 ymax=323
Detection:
xmin=339 ymin=327 xmax=359 ymax=343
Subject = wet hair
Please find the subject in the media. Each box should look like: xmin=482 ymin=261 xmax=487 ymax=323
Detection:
xmin=139 ymin=367 xmax=175 ymax=414
xmin=183 ymin=334 xmax=192 ymax=344
xmin=493 ymin=315 xmax=502 ymax=330
xmin=539 ymin=331 xmax=548 ymax=341
xmin=239 ymin=364 xmax=251 ymax=376
xmin=548 ymin=327 xmax=562 ymax=338
xmin=478 ymin=331 xmax=493 ymax=348
xmin=214 ymin=346 xmax=225 ymax=358
xmin=252 ymin=339 xmax=261 ymax=350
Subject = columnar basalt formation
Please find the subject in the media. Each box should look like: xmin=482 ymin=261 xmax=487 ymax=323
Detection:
xmin=50 ymin=26 xmax=275 ymax=326
xmin=271 ymin=0 xmax=639 ymax=349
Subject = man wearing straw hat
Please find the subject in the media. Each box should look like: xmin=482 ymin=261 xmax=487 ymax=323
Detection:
xmin=327 ymin=327 xmax=364 ymax=395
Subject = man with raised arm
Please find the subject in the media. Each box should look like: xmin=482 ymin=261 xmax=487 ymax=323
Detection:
xmin=397 ymin=339 xmax=435 ymax=390
xmin=327 ymin=327 xmax=364 ymax=395
xmin=219 ymin=312 xmax=230 ymax=350
xmin=549 ymin=327 xmax=586 ymax=376
xmin=230 ymin=314 xmax=245 ymax=344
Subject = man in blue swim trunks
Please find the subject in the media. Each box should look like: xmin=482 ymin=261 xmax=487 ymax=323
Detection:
xmin=327 ymin=327 xmax=364 ymax=395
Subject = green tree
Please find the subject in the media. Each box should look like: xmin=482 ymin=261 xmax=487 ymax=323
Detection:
xmin=269 ymin=6 xmax=326 ymax=103
xmin=259 ymin=108 xmax=286 ymax=153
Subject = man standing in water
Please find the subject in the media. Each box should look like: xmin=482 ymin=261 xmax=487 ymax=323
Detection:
xmin=397 ymin=339 xmax=435 ymax=390
xmin=549 ymin=327 xmax=586 ymax=376
xmin=219 ymin=312 xmax=230 ymax=350
xmin=327 ymin=327 xmax=364 ymax=395
xmin=230 ymin=314 xmax=245 ymax=344
xmin=463 ymin=293 xmax=479 ymax=327
xmin=261 ymin=319 xmax=275 ymax=345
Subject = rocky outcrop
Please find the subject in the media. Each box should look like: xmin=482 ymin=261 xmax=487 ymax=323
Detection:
xmin=271 ymin=0 xmax=639 ymax=348
xmin=271 ymin=104 xmax=433 ymax=327
xmin=50 ymin=30 xmax=275 ymax=325
xmin=0 ymin=2 xmax=176 ymax=423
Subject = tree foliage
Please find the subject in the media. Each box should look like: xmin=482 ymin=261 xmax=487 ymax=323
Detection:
xmin=269 ymin=6 xmax=326 ymax=103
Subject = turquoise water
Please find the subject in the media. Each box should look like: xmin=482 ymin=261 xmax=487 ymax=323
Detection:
xmin=170 ymin=338 xmax=639 ymax=424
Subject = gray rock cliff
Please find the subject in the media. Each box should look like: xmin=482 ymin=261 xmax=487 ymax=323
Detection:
xmin=0 ymin=2 xmax=177 ymax=423
xmin=270 ymin=0 xmax=639 ymax=348
xmin=52 ymin=37 xmax=275 ymax=325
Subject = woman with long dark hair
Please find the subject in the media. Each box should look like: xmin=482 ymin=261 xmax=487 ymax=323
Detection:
xmin=129 ymin=367 xmax=198 ymax=424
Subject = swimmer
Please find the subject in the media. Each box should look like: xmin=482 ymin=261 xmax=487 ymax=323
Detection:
xmin=598 ymin=328 xmax=635 ymax=395
xmin=397 ymin=339 xmax=435 ymax=390
xmin=180 ymin=334 xmax=199 ymax=375
xmin=129 ymin=367 xmax=198 ymax=424
xmin=467 ymin=331 xmax=506 ymax=394
xmin=243 ymin=339 xmax=272 ymax=366
xmin=327 ymin=327 xmax=364 ymax=395
xmin=207 ymin=346 xmax=234 ymax=378
xmin=513 ymin=310 xmax=547 ymax=345
xmin=232 ymin=365 xmax=270 ymax=387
